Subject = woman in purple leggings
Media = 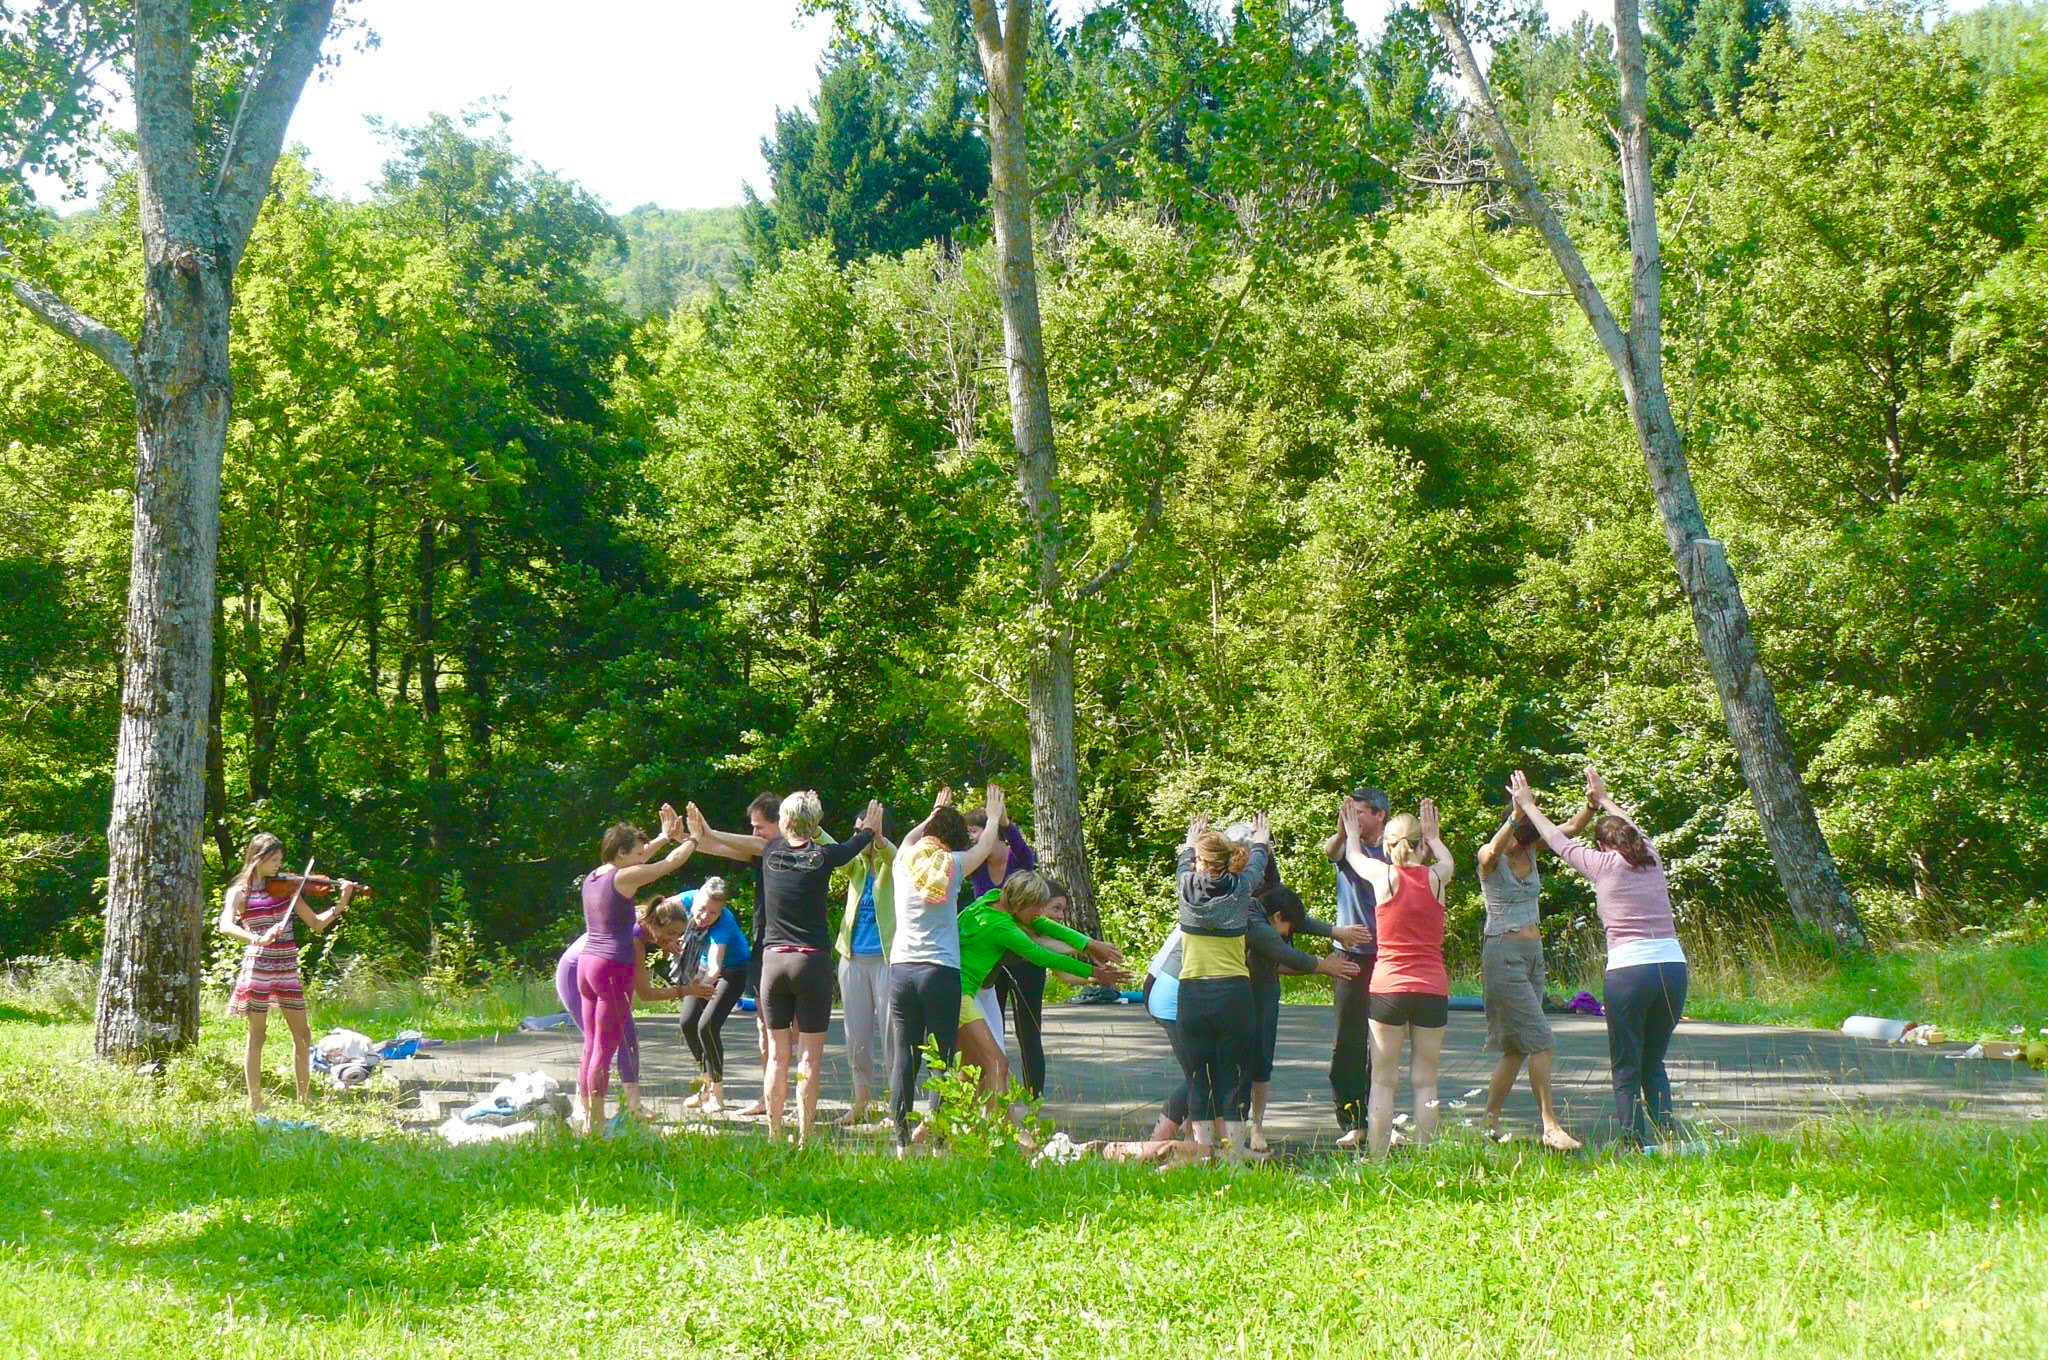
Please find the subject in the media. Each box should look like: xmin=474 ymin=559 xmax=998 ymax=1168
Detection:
xmin=554 ymin=892 xmax=697 ymax=1125
xmin=573 ymin=807 xmax=699 ymax=1134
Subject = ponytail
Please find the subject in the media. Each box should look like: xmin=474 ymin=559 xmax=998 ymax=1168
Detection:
xmin=1595 ymin=816 xmax=1658 ymax=870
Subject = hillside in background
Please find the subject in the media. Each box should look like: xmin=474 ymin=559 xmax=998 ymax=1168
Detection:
xmin=595 ymin=203 xmax=749 ymax=318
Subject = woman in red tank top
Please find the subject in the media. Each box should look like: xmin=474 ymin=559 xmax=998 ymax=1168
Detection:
xmin=1342 ymin=799 xmax=1456 ymax=1158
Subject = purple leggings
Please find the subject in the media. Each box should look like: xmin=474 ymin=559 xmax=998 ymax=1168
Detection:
xmin=554 ymin=944 xmax=642 ymax=1085
xmin=571 ymin=951 xmax=637 ymax=1111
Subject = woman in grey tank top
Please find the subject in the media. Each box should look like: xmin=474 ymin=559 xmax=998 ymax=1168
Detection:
xmin=1476 ymin=783 xmax=1596 ymax=1151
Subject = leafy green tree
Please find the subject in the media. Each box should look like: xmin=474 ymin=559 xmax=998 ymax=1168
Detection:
xmin=2 ymin=0 xmax=345 ymax=1059
xmin=742 ymin=43 xmax=989 ymax=266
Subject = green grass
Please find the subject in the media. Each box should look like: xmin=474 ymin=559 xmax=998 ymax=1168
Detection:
xmin=1670 ymin=938 xmax=2048 ymax=1040
xmin=1 ymin=1019 xmax=2043 ymax=1359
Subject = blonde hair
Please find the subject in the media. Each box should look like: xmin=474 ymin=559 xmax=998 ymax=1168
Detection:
xmin=779 ymin=790 xmax=823 ymax=841
xmin=1194 ymin=831 xmax=1237 ymax=875
xmin=1383 ymin=813 xmax=1426 ymax=866
xmin=906 ymin=836 xmax=956 ymax=904
xmin=997 ymin=870 xmax=1053 ymax=920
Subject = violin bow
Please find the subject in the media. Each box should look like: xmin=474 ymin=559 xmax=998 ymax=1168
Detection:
xmin=270 ymin=857 xmax=314 ymax=944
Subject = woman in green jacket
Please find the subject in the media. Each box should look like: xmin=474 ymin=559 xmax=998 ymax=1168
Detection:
xmin=832 ymin=820 xmax=896 ymax=1126
xmin=953 ymin=871 xmax=1125 ymax=1128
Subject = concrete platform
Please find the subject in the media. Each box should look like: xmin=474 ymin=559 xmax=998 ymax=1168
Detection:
xmin=389 ymin=999 xmax=2044 ymax=1149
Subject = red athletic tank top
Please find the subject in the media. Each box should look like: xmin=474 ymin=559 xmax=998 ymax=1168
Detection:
xmin=1369 ymin=864 xmax=1448 ymax=995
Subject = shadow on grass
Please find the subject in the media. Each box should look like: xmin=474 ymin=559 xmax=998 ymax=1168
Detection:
xmin=0 ymin=1001 xmax=74 ymax=1025
xmin=2 ymin=1099 xmax=2039 ymax=1330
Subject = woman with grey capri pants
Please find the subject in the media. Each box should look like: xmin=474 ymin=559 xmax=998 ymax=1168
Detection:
xmin=1475 ymin=795 xmax=1593 ymax=1151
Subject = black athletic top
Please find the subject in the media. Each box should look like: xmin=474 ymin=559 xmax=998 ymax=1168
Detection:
xmin=758 ymin=831 xmax=874 ymax=951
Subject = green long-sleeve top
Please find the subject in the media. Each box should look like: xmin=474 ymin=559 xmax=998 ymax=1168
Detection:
xmin=958 ymin=889 xmax=1094 ymax=994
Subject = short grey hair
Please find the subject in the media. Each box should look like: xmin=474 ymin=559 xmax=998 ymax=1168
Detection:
xmin=779 ymin=790 xmax=823 ymax=839
xmin=698 ymin=876 xmax=730 ymax=901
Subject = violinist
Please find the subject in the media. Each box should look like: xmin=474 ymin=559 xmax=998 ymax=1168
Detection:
xmin=217 ymin=832 xmax=358 ymax=1114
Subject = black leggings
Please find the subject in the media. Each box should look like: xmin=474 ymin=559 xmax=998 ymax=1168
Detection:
xmin=1177 ymin=975 xmax=1254 ymax=1123
xmin=1328 ymin=957 xmax=1375 ymax=1132
xmin=1228 ymin=979 xmax=1283 ymax=1116
xmin=992 ymin=957 xmax=1047 ymax=1097
xmin=1604 ymin=961 xmax=1689 ymax=1144
xmin=677 ymin=966 xmax=747 ymax=1081
xmin=889 ymin=961 xmax=962 ymax=1146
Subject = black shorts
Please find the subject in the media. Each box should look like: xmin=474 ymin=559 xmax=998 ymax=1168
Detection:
xmin=1368 ymin=991 xmax=1449 ymax=1029
xmin=761 ymin=947 xmax=835 ymax=1034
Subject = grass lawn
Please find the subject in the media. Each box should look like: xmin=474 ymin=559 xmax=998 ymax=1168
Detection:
xmin=3 ymin=1018 xmax=2042 ymax=1360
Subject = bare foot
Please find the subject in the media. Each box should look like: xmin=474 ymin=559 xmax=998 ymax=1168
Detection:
xmin=735 ymin=1100 xmax=769 ymax=1118
xmin=1247 ymin=1124 xmax=1271 ymax=1154
xmin=834 ymin=1105 xmax=869 ymax=1127
xmin=1541 ymin=1126 xmax=1583 ymax=1152
xmin=1335 ymin=1128 xmax=1365 ymax=1149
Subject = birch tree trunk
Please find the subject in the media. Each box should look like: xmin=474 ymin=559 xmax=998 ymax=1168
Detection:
xmin=968 ymin=0 xmax=1100 ymax=934
xmin=1428 ymin=0 xmax=1864 ymax=945
xmin=4 ymin=1 xmax=340 ymax=1059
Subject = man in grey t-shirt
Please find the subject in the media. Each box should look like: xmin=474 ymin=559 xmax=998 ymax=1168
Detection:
xmin=1320 ymin=784 xmax=1388 ymax=1145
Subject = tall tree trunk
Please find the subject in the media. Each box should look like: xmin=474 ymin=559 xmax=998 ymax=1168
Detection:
xmin=1430 ymin=0 xmax=1864 ymax=946
xmin=5 ymin=1 xmax=337 ymax=1059
xmin=94 ymin=219 xmax=233 ymax=1061
xmin=969 ymin=0 xmax=1099 ymax=935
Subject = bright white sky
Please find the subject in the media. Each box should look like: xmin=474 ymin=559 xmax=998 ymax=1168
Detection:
xmin=32 ymin=0 xmax=1984 ymax=215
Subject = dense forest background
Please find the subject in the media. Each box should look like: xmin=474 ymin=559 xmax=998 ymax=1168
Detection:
xmin=3 ymin=0 xmax=2044 ymax=977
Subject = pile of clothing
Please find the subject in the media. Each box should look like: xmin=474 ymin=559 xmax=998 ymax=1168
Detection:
xmin=311 ymin=1028 xmax=434 ymax=1087
xmin=436 ymin=1070 xmax=567 ymax=1145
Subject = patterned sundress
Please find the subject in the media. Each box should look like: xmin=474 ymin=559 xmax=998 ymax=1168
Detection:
xmin=227 ymin=885 xmax=306 ymax=1014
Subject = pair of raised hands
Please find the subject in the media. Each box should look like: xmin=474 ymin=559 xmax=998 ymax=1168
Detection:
xmin=933 ymin=782 xmax=1005 ymax=827
xmin=1505 ymin=766 xmax=1607 ymax=812
xmin=1340 ymin=798 xmax=1441 ymax=841
xmin=1185 ymin=810 xmax=1272 ymax=844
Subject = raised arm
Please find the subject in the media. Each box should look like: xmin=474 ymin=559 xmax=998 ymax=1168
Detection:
xmin=818 ymin=800 xmax=882 ymax=870
xmin=617 ymin=806 xmax=699 ymax=896
xmin=957 ymin=784 xmax=1009 ymax=879
xmin=1583 ymin=765 xmax=1638 ymax=829
xmin=1321 ymin=799 xmax=1345 ymax=862
xmin=1476 ymin=812 xmax=1520 ymax=877
xmin=1419 ymin=798 xmax=1455 ymax=889
xmin=900 ymin=784 xmax=955 ymax=847
xmin=1340 ymin=803 xmax=1395 ymax=898
xmin=683 ymin=800 xmax=767 ymax=864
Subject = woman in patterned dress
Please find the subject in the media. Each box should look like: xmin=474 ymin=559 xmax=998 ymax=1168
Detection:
xmin=216 ymin=832 xmax=356 ymax=1113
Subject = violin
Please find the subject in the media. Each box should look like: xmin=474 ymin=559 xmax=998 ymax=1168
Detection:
xmin=264 ymin=873 xmax=373 ymax=900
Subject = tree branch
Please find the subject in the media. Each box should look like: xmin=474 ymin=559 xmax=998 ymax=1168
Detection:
xmin=1072 ymin=261 xmax=1263 ymax=602
xmin=1425 ymin=2 xmax=1635 ymax=381
xmin=3 ymin=269 xmax=138 ymax=389
xmin=1470 ymin=252 xmax=1570 ymax=299
xmin=212 ymin=0 xmax=338 ymax=266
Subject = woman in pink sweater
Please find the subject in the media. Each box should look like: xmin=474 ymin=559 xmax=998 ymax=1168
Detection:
xmin=1508 ymin=767 xmax=1688 ymax=1148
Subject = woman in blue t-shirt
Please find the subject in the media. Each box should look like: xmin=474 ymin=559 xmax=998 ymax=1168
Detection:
xmin=674 ymin=878 xmax=752 ymax=1114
